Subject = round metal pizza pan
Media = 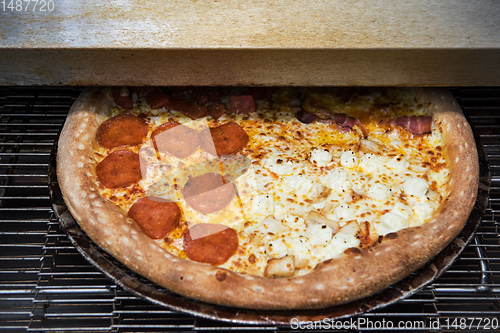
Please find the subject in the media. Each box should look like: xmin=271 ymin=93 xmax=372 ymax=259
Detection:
xmin=49 ymin=124 xmax=490 ymax=325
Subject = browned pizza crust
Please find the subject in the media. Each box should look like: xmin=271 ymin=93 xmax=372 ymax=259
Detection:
xmin=57 ymin=87 xmax=478 ymax=310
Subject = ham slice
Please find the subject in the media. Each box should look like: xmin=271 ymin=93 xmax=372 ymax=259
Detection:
xmin=317 ymin=113 xmax=363 ymax=133
xmin=111 ymin=87 xmax=133 ymax=109
xmin=145 ymin=89 xmax=170 ymax=109
xmin=229 ymin=95 xmax=256 ymax=114
xmin=395 ymin=116 xmax=432 ymax=135
xmin=333 ymin=113 xmax=356 ymax=128
xmin=295 ymin=109 xmax=317 ymax=124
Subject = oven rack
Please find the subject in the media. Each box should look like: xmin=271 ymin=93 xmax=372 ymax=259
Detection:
xmin=0 ymin=87 xmax=498 ymax=332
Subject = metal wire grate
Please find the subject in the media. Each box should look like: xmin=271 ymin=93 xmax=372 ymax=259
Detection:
xmin=0 ymin=87 xmax=499 ymax=332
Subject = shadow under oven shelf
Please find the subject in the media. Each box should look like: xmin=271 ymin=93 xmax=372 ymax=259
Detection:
xmin=0 ymin=87 xmax=499 ymax=332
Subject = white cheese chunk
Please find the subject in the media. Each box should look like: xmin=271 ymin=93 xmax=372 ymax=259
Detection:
xmin=283 ymin=214 xmax=306 ymax=230
xmin=392 ymin=201 xmax=413 ymax=219
xmin=264 ymin=156 xmax=294 ymax=175
xmin=287 ymin=237 xmax=312 ymax=260
xmin=307 ymin=223 xmax=334 ymax=246
xmin=386 ymin=156 xmax=409 ymax=171
xmin=323 ymin=232 xmax=360 ymax=258
xmin=359 ymin=153 xmax=383 ymax=173
xmin=326 ymin=168 xmax=351 ymax=193
xmin=413 ymin=201 xmax=434 ymax=222
xmin=375 ymin=202 xmax=412 ymax=235
xmin=284 ymin=174 xmax=314 ymax=197
xmin=331 ymin=204 xmax=357 ymax=222
xmin=376 ymin=212 xmax=409 ymax=235
xmin=273 ymin=202 xmax=288 ymax=221
xmin=340 ymin=151 xmax=358 ymax=168
xmin=403 ymin=177 xmax=429 ymax=198
xmin=267 ymin=239 xmax=288 ymax=258
xmin=252 ymin=194 xmax=274 ymax=216
xmin=347 ymin=171 xmax=367 ymax=195
xmin=367 ymin=183 xmax=391 ymax=202
xmin=310 ymin=149 xmax=332 ymax=167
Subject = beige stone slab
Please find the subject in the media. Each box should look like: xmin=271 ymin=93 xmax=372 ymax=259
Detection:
xmin=0 ymin=0 xmax=499 ymax=85
xmin=2 ymin=0 xmax=499 ymax=49
xmin=1 ymin=48 xmax=498 ymax=86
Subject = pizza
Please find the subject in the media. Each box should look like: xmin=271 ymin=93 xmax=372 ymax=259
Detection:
xmin=57 ymin=86 xmax=478 ymax=310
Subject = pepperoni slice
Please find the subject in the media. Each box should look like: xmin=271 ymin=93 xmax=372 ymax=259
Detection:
xmin=183 ymin=223 xmax=238 ymax=265
xmin=199 ymin=122 xmax=249 ymax=156
xmin=191 ymin=87 xmax=220 ymax=105
xmin=187 ymin=104 xmax=209 ymax=119
xmin=96 ymin=150 xmax=142 ymax=188
xmin=128 ymin=197 xmax=181 ymax=239
xmin=166 ymin=96 xmax=208 ymax=119
xmin=112 ymin=87 xmax=133 ymax=109
xmin=151 ymin=121 xmax=180 ymax=137
xmin=208 ymin=103 xmax=227 ymax=120
xmin=229 ymin=95 xmax=256 ymax=114
xmin=242 ymin=87 xmax=276 ymax=100
xmin=183 ymin=173 xmax=235 ymax=214
xmin=151 ymin=121 xmax=200 ymax=159
xmin=145 ymin=89 xmax=170 ymax=109
xmin=96 ymin=114 xmax=148 ymax=149
xmin=131 ymin=87 xmax=155 ymax=98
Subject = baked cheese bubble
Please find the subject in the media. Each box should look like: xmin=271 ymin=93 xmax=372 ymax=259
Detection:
xmin=95 ymin=88 xmax=449 ymax=277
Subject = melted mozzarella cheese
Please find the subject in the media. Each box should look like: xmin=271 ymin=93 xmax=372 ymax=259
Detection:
xmin=96 ymin=88 xmax=450 ymax=278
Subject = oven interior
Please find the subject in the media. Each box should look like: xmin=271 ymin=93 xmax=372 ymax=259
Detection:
xmin=0 ymin=87 xmax=498 ymax=331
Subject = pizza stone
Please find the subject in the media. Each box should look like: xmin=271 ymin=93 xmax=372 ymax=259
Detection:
xmin=57 ymin=87 xmax=478 ymax=310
